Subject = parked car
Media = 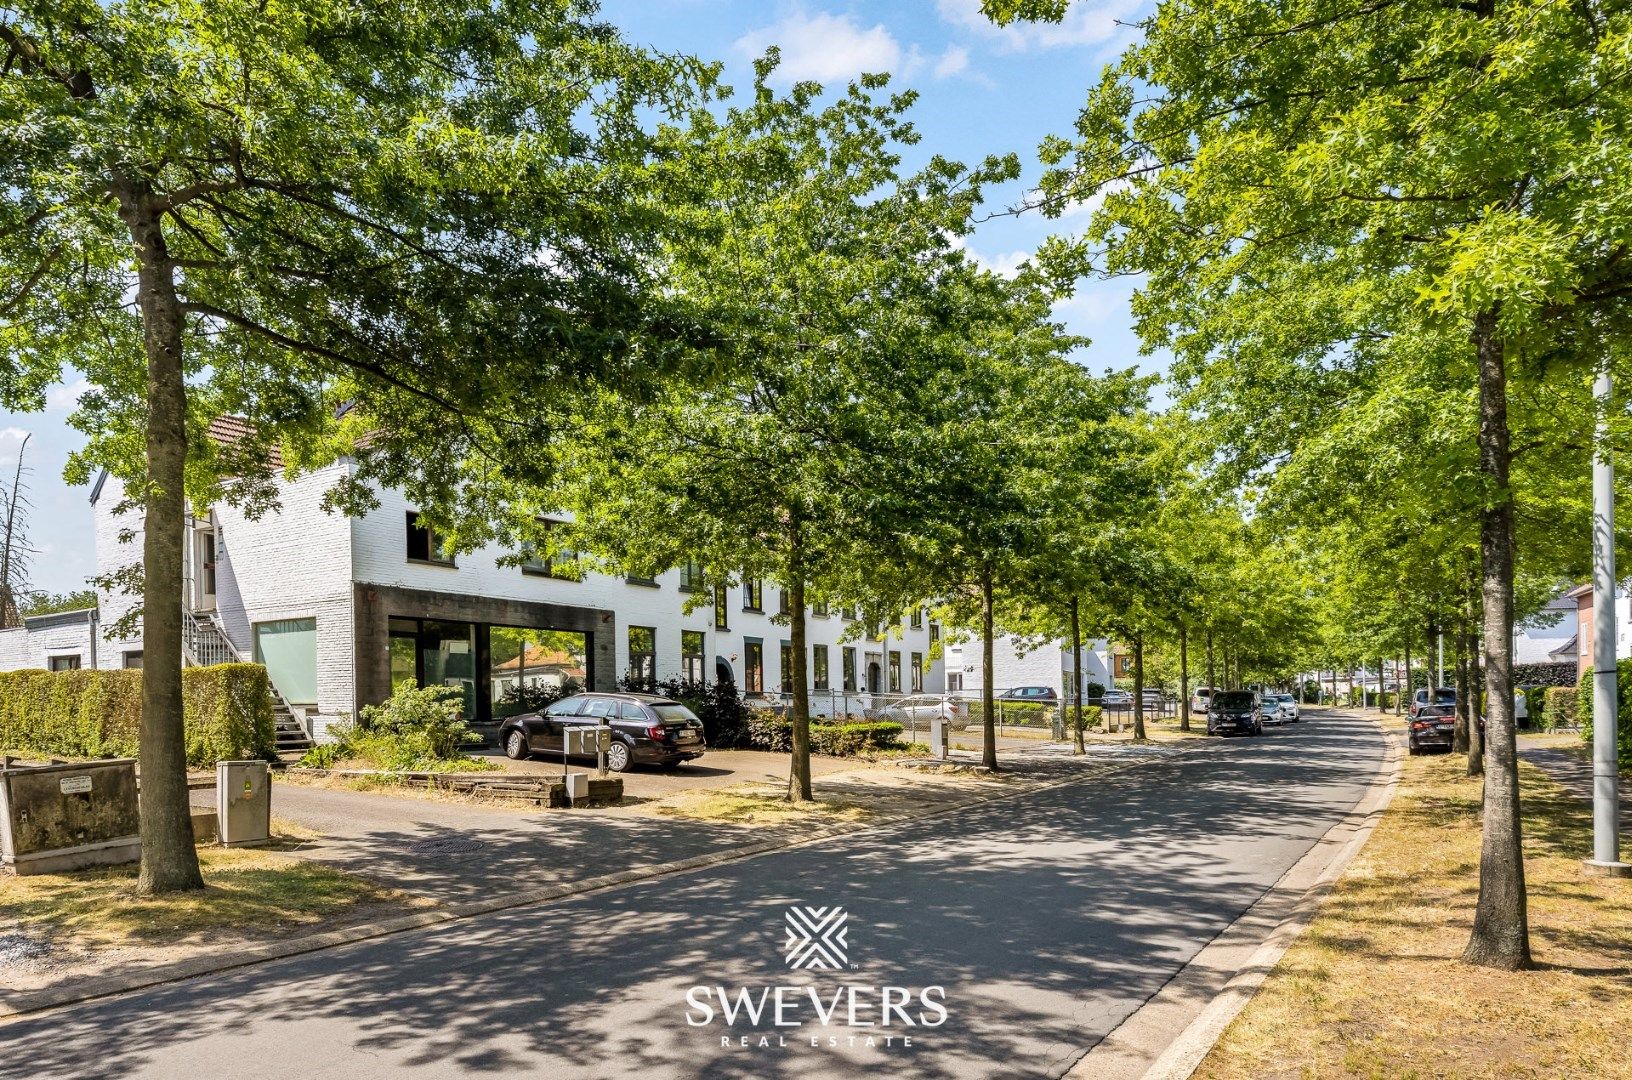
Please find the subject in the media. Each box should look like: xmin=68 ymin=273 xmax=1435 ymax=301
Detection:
xmin=1272 ymin=693 xmax=1301 ymax=723
xmin=1410 ymin=687 xmax=1457 ymax=718
xmin=1191 ymin=686 xmax=1214 ymax=714
xmin=1256 ymin=695 xmax=1284 ymax=726
xmin=1207 ymin=690 xmax=1263 ymax=736
xmin=499 ymin=692 xmax=706 ymax=772
xmin=1139 ymin=688 xmax=1164 ymax=705
xmin=998 ymin=686 xmax=1059 ymax=703
xmin=1408 ymin=703 xmax=1457 ymax=754
xmin=1100 ymin=689 xmax=1132 ymax=706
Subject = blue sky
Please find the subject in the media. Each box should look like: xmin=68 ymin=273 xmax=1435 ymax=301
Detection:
xmin=6 ymin=0 xmax=1163 ymax=596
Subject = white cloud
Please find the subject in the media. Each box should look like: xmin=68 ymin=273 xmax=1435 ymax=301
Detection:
xmin=933 ymin=44 xmax=970 ymax=79
xmin=45 ymin=378 xmax=90 ymax=413
xmin=936 ymin=0 xmax=1147 ymax=52
xmin=736 ymin=11 xmax=920 ymax=85
xmin=950 ymin=235 xmax=1032 ymax=279
xmin=0 ymin=427 xmax=29 ymax=443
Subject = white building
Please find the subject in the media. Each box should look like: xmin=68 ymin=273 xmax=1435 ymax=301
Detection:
xmin=13 ymin=422 xmax=943 ymax=744
xmin=942 ymin=635 xmax=1111 ymax=699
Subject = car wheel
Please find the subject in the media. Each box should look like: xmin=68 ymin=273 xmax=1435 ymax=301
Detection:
xmin=606 ymin=740 xmax=632 ymax=772
xmin=504 ymin=730 xmax=530 ymax=760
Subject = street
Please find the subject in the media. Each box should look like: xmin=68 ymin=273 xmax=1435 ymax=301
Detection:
xmin=0 ymin=712 xmax=1385 ymax=1080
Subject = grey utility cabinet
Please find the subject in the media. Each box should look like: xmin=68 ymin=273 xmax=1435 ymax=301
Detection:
xmin=216 ymin=759 xmax=271 ymax=847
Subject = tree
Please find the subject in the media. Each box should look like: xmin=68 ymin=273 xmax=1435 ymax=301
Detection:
xmin=2 ymin=1 xmax=712 ymax=890
xmin=546 ymin=60 xmax=1017 ymax=800
xmin=0 ymin=432 xmax=31 ymax=627
xmin=21 ymin=590 xmax=99 ymax=617
xmin=993 ymin=0 xmax=1632 ymax=969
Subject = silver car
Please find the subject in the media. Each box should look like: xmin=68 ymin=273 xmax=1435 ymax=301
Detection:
xmin=1273 ymin=693 xmax=1301 ymax=723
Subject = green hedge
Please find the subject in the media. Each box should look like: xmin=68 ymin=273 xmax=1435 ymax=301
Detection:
xmin=746 ymin=710 xmax=904 ymax=755
xmin=1576 ymin=665 xmax=1632 ymax=768
xmin=0 ymin=664 xmax=276 ymax=766
xmin=996 ymin=700 xmax=1057 ymax=727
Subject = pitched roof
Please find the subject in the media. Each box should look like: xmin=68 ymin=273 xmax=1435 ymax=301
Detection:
xmin=206 ymin=416 xmax=284 ymax=469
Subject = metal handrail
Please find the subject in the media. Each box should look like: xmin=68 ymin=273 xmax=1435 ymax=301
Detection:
xmin=181 ymin=608 xmax=306 ymax=736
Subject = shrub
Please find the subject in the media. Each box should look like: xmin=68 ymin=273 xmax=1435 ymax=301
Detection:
xmin=1576 ymin=664 xmax=1632 ymax=768
xmin=0 ymin=664 xmax=274 ymax=765
xmin=996 ymin=700 xmax=1056 ymax=727
xmin=1077 ymin=705 xmax=1103 ymax=732
xmin=347 ymin=684 xmax=485 ymax=771
xmin=497 ymin=677 xmax=583 ymax=715
xmin=744 ymin=710 xmax=904 ymax=755
xmin=1084 ymin=681 xmax=1106 ymax=699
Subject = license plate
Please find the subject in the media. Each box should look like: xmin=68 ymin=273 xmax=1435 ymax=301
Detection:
xmin=678 ymin=731 xmax=697 ymax=742
xmin=1436 ymin=723 xmax=1454 ymax=733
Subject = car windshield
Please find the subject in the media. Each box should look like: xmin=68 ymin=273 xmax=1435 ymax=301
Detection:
xmin=1214 ymin=691 xmax=1256 ymax=709
xmin=651 ymin=703 xmax=699 ymax=724
xmin=1277 ymin=695 xmax=1294 ymax=703
xmin=1434 ymin=689 xmax=1456 ymax=703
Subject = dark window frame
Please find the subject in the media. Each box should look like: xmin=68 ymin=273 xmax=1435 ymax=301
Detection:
xmin=520 ymin=519 xmax=583 ymax=581
xmin=405 ymin=511 xmax=455 ymax=566
xmin=843 ymin=647 xmax=857 ymax=692
xmin=743 ymin=579 xmax=764 ymax=612
xmin=911 ymin=651 xmax=924 ymax=693
xmin=888 ymin=650 xmax=902 ymax=694
xmin=678 ymin=560 xmax=704 ymax=593
xmin=681 ymin=629 xmax=706 ymax=683
xmin=714 ymin=584 xmax=730 ymax=630
xmin=743 ymin=638 xmax=764 ymax=694
xmin=780 ymin=640 xmax=793 ymax=694
xmin=627 ymin=625 xmax=657 ymax=684
xmin=813 ymin=644 xmax=830 ymax=691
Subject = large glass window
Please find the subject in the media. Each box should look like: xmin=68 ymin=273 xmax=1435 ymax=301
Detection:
xmin=682 ymin=630 xmax=706 ymax=683
xmin=843 ymin=647 xmax=857 ymax=692
xmin=813 ymin=645 xmax=830 ymax=691
xmin=910 ymin=607 xmax=923 ymax=630
xmin=489 ymin=626 xmax=588 ymax=718
xmin=743 ymin=579 xmax=764 ymax=611
xmin=421 ymin=620 xmax=477 ymax=718
xmin=780 ymin=641 xmax=793 ymax=694
xmin=389 ymin=617 xmax=418 ymax=692
xmin=744 ymin=639 xmax=764 ymax=694
xmin=628 ymin=625 xmax=656 ymax=686
xmin=778 ymin=589 xmax=790 ymax=616
xmin=679 ymin=560 xmax=704 ymax=592
xmin=911 ymin=652 xmax=924 ymax=693
xmin=254 ymin=617 xmax=318 ymax=705
xmin=888 ymin=650 xmax=902 ymax=694
xmin=812 ymin=598 xmax=829 ymax=618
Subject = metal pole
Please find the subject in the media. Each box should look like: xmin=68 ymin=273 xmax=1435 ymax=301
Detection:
xmin=1589 ymin=365 xmax=1628 ymax=874
xmin=1437 ymin=633 xmax=1444 ymax=689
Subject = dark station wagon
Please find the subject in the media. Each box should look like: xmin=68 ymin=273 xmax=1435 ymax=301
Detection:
xmin=498 ymin=692 xmax=706 ymax=772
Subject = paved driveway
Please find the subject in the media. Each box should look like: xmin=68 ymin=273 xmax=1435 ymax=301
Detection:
xmin=24 ymin=711 xmax=1388 ymax=1079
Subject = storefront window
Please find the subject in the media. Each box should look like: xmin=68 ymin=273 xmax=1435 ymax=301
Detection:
xmin=420 ymin=619 xmax=477 ymax=719
xmin=489 ymin=626 xmax=588 ymax=718
xmin=254 ymin=617 xmax=318 ymax=704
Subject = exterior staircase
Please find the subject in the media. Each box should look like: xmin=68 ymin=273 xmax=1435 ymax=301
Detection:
xmin=182 ymin=608 xmax=312 ymax=752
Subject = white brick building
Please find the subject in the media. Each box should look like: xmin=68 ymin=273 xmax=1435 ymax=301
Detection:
xmin=74 ymin=441 xmax=944 ymax=742
xmin=942 ymin=635 xmax=1111 ymax=699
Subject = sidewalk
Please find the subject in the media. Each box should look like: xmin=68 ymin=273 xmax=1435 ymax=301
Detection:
xmin=1518 ymin=735 xmax=1631 ymax=831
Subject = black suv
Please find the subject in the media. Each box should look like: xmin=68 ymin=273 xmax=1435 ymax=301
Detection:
xmin=499 ymin=692 xmax=706 ymax=772
xmin=1207 ymin=690 xmax=1263 ymax=736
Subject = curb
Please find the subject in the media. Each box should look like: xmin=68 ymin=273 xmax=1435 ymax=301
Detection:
xmin=1066 ymin=710 xmax=1403 ymax=1080
xmin=0 ymin=745 xmax=1199 ymax=1022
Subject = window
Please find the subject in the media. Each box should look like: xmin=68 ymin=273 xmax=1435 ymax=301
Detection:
xmin=254 ymin=617 xmax=318 ymax=704
xmin=743 ymin=579 xmax=764 ymax=612
xmin=419 ymin=619 xmax=477 ymax=718
xmin=744 ymin=640 xmax=764 ymax=694
xmin=812 ymin=599 xmax=829 ymax=618
xmin=714 ymin=584 xmax=730 ymax=630
xmin=778 ymin=589 xmax=790 ymax=616
xmin=841 ymin=606 xmax=857 ymax=620
xmin=679 ymin=559 xmax=704 ymax=592
xmin=122 ymin=651 xmax=143 ymax=670
xmin=929 ymin=623 xmax=940 ymax=648
xmin=843 ymin=647 xmax=857 ymax=692
xmin=780 ymin=641 xmax=794 ymax=694
xmin=488 ymin=626 xmax=589 ymax=719
xmin=405 ymin=511 xmax=454 ymax=565
xmin=813 ymin=645 xmax=830 ymax=691
xmin=948 ymin=672 xmax=963 ymax=692
xmin=520 ymin=520 xmax=582 ymax=581
xmin=888 ymin=651 xmax=902 ymax=693
xmin=682 ymin=630 xmax=706 ymax=683
xmin=910 ymin=607 xmax=923 ymax=630
xmin=627 ymin=626 xmax=656 ymax=686
xmin=48 ymin=655 xmax=81 ymax=672
xmin=626 ymin=573 xmax=659 ymax=588
xmin=911 ymin=652 xmax=924 ymax=693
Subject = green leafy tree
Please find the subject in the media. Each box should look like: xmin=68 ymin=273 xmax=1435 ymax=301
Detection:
xmin=1 ymin=1 xmax=710 ymax=890
xmin=992 ymin=0 xmax=1632 ymax=969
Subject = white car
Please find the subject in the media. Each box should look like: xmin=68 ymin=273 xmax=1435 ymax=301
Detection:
xmin=886 ymin=695 xmax=968 ymax=725
xmin=1100 ymin=689 xmax=1132 ymax=706
xmin=1273 ymin=693 xmax=1301 ymax=723
xmin=1191 ymin=686 xmax=1214 ymax=714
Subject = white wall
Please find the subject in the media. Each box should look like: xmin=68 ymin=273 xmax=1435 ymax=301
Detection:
xmin=0 ymin=612 xmax=97 ymax=671
xmin=944 ymin=634 xmax=1111 ymax=695
xmin=92 ymin=474 xmax=143 ymax=667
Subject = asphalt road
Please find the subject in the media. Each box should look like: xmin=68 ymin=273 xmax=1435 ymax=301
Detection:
xmin=1 ymin=710 xmax=1386 ymax=1080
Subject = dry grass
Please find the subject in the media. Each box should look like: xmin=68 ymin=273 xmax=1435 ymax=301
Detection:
xmin=645 ymin=784 xmax=873 ymax=826
xmin=1195 ymin=743 xmax=1632 ymax=1080
xmin=0 ymin=842 xmax=425 ymax=950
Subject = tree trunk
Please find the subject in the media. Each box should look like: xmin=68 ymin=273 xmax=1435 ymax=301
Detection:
xmin=1467 ymin=614 xmax=1485 ymax=778
xmin=1222 ymin=640 xmax=1231 ymax=691
xmin=1454 ymin=614 xmax=1472 ymax=752
xmin=1132 ymin=633 xmax=1146 ymax=740
xmin=1454 ymin=620 xmax=1471 ymax=753
xmin=1404 ymin=639 xmax=1413 ymax=716
xmin=1070 ymin=595 xmax=1085 ymax=755
xmin=1394 ymin=653 xmax=1402 ymax=715
xmin=1463 ymin=308 xmax=1531 ymax=970
xmin=981 ymin=567 xmax=997 ymax=771
xmin=787 ymin=529 xmax=814 ymax=803
xmin=119 ymin=195 xmax=204 ymax=895
xmin=1376 ymin=657 xmax=1386 ymax=711
xmin=1206 ymin=624 xmax=1216 ymax=723
xmin=1179 ymin=621 xmax=1191 ymax=732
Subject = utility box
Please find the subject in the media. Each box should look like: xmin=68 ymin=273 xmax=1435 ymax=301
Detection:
xmin=0 ymin=759 xmax=141 ymax=875
xmin=216 ymin=760 xmax=271 ymax=848
xmin=928 ymin=715 xmax=950 ymax=761
xmin=561 ymin=771 xmax=589 ymax=803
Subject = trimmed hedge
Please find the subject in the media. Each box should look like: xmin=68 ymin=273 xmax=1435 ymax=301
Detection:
xmin=745 ymin=710 xmax=904 ymax=755
xmin=1576 ymin=664 xmax=1632 ymax=768
xmin=0 ymin=663 xmax=276 ymax=766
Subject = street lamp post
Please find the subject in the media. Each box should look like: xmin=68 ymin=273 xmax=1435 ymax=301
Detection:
xmin=1587 ymin=365 xmax=1631 ymax=877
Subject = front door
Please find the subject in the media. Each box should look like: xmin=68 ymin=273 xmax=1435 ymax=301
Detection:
xmin=192 ymin=527 xmax=218 ymax=611
xmin=867 ymin=659 xmax=881 ymax=695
